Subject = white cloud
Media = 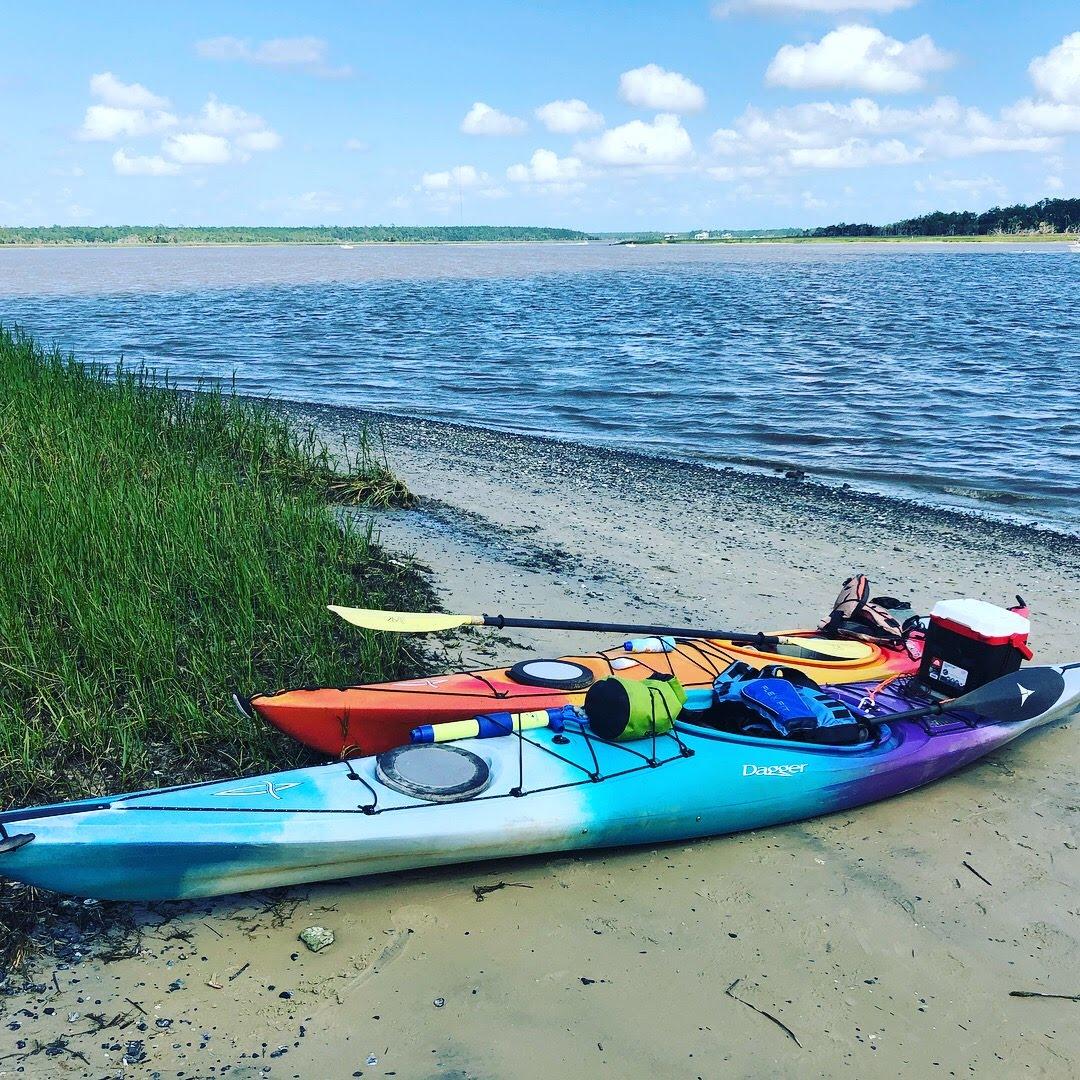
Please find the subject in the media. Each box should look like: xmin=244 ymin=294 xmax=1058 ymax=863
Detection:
xmin=344 ymin=137 xmax=370 ymax=151
xmin=580 ymin=113 xmax=694 ymax=167
xmin=802 ymin=191 xmax=826 ymax=210
xmin=766 ymin=25 xmax=954 ymax=93
xmin=112 ymin=149 xmax=181 ymax=176
xmin=90 ymin=71 xmax=169 ymax=110
xmin=707 ymin=91 xmax=1060 ymax=179
xmin=236 ymin=129 xmax=283 ymax=152
xmin=195 ymin=35 xmax=352 ymax=77
xmin=1045 ymin=174 xmax=1064 ymax=191
xmin=506 ymin=149 xmax=584 ymax=184
xmin=707 ymin=164 xmax=771 ymax=180
xmin=195 ymin=95 xmax=266 ymax=135
xmin=1029 ymin=32 xmax=1080 ymax=104
xmin=789 ymin=137 xmax=921 ymax=168
xmin=618 ymin=64 xmax=706 ymax=113
xmin=79 ymin=104 xmax=177 ymax=141
xmin=253 ymin=37 xmax=325 ymax=65
xmin=163 ymin=132 xmax=232 ymax=165
xmin=1001 ymin=98 xmax=1080 ymax=135
xmin=716 ymin=0 xmax=915 ymax=14
xmin=460 ymin=102 xmax=527 ymax=136
xmin=535 ymin=98 xmax=604 ymax=134
xmin=420 ymin=165 xmax=488 ymax=191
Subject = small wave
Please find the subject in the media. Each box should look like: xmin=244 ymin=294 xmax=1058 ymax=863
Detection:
xmin=940 ymin=485 xmax=1037 ymax=506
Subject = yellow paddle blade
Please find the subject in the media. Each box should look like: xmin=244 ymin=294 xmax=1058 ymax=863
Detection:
xmin=776 ymin=636 xmax=873 ymax=661
xmin=328 ymin=606 xmax=482 ymax=633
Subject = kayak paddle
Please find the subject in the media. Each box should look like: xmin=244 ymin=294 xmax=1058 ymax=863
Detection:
xmin=327 ymin=605 xmax=870 ymax=659
xmin=871 ymin=666 xmax=1068 ymax=726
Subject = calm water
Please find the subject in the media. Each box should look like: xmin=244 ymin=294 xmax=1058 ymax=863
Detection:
xmin=1 ymin=242 xmax=1077 ymax=531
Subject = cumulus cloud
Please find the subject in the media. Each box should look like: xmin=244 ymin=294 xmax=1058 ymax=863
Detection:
xmin=618 ymin=64 xmax=706 ymax=113
xmin=789 ymin=138 xmax=921 ymax=168
xmin=1001 ymin=98 xmax=1080 ymax=135
xmin=506 ymin=149 xmax=584 ymax=184
xmin=420 ymin=164 xmax=488 ymax=191
xmin=460 ymin=101 xmax=527 ymax=136
xmin=707 ymin=91 xmax=1062 ymax=179
xmin=766 ymin=25 xmax=954 ymax=93
xmin=579 ymin=113 xmax=694 ymax=167
xmin=79 ymin=104 xmax=177 ymax=141
xmin=195 ymin=35 xmax=352 ymax=78
xmin=112 ymin=149 xmax=181 ymax=176
xmin=77 ymin=73 xmax=280 ymax=169
xmin=186 ymin=97 xmax=282 ymax=153
xmin=90 ymin=72 xmax=169 ymax=110
xmin=344 ymin=137 xmax=370 ymax=151
xmin=984 ymin=34 xmax=1080 ymax=139
xmin=79 ymin=73 xmax=177 ymax=140
xmin=716 ymin=0 xmax=915 ymax=15
xmin=1029 ymin=32 xmax=1080 ymax=104
xmin=236 ymin=129 xmax=283 ymax=152
xmin=535 ymin=98 xmax=604 ymax=134
xmin=194 ymin=96 xmax=266 ymax=135
xmin=163 ymin=132 xmax=232 ymax=165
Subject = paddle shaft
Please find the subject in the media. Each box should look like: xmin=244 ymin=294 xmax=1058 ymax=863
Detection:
xmin=866 ymin=700 xmax=947 ymax=726
xmin=478 ymin=614 xmax=779 ymax=648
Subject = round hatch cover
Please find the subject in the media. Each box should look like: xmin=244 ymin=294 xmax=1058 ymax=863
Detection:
xmin=375 ymin=744 xmax=491 ymax=803
xmin=507 ymin=659 xmax=594 ymax=690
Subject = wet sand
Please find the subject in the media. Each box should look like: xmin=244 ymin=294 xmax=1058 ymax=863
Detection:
xmin=2 ymin=411 xmax=1077 ymax=1078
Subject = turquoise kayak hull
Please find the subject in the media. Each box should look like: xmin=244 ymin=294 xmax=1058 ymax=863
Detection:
xmin=2 ymin=666 xmax=1077 ymax=901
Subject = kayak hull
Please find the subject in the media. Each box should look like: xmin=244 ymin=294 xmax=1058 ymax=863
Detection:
xmin=3 ymin=665 xmax=1075 ymax=902
xmin=250 ymin=631 xmax=917 ymax=757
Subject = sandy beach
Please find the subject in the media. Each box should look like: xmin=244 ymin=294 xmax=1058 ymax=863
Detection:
xmin=2 ymin=410 xmax=1077 ymax=1079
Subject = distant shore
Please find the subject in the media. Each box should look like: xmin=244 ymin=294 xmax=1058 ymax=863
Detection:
xmin=619 ymin=233 xmax=1077 ymax=246
xmin=3 ymin=233 xmax=1077 ymax=248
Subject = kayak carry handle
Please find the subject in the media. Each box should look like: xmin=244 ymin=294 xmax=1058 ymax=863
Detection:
xmin=0 ymin=830 xmax=35 ymax=854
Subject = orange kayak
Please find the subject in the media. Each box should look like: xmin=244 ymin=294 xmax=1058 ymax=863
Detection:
xmin=247 ymin=632 xmax=917 ymax=757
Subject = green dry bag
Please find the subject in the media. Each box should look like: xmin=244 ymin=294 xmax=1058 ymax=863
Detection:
xmin=583 ymin=673 xmax=687 ymax=741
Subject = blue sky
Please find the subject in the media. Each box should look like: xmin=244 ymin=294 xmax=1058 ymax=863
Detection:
xmin=1 ymin=1 xmax=1077 ymax=230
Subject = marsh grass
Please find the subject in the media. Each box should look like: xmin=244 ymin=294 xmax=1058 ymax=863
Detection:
xmin=0 ymin=326 xmax=432 ymax=808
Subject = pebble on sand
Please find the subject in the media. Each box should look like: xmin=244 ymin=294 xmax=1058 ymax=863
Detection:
xmin=299 ymin=926 xmax=335 ymax=953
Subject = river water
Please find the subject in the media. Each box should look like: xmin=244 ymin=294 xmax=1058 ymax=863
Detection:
xmin=1 ymin=241 xmax=1076 ymax=531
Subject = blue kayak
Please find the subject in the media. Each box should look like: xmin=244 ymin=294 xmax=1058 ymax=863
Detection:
xmin=1 ymin=665 xmax=1076 ymax=901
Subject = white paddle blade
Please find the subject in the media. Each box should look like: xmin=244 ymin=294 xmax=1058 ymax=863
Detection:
xmin=328 ymin=606 xmax=481 ymax=633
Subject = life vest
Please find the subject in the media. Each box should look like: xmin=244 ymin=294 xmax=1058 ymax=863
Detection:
xmin=818 ymin=574 xmax=916 ymax=651
xmin=712 ymin=663 xmax=869 ymax=745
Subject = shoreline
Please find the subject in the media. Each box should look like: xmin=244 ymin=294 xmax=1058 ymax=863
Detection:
xmin=2 ymin=234 xmax=1077 ymax=248
xmin=2 ymin=393 xmax=1077 ymax=1077
xmin=264 ymin=395 xmax=1080 ymax=543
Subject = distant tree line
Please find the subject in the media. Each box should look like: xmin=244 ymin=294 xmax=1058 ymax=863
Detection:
xmin=0 ymin=225 xmax=588 ymax=245
xmin=804 ymin=197 xmax=1080 ymax=238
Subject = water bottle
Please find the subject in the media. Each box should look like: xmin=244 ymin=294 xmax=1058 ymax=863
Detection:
xmin=622 ymin=635 xmax=676 ymax=653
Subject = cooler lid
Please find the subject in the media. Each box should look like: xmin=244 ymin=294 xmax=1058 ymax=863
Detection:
xmin=930 ymin=598 xmax=1029 ymax=638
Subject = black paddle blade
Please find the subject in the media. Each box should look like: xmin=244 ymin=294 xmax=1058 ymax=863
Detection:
xmin=952 ymin=666 xmax=1066 ymax=723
